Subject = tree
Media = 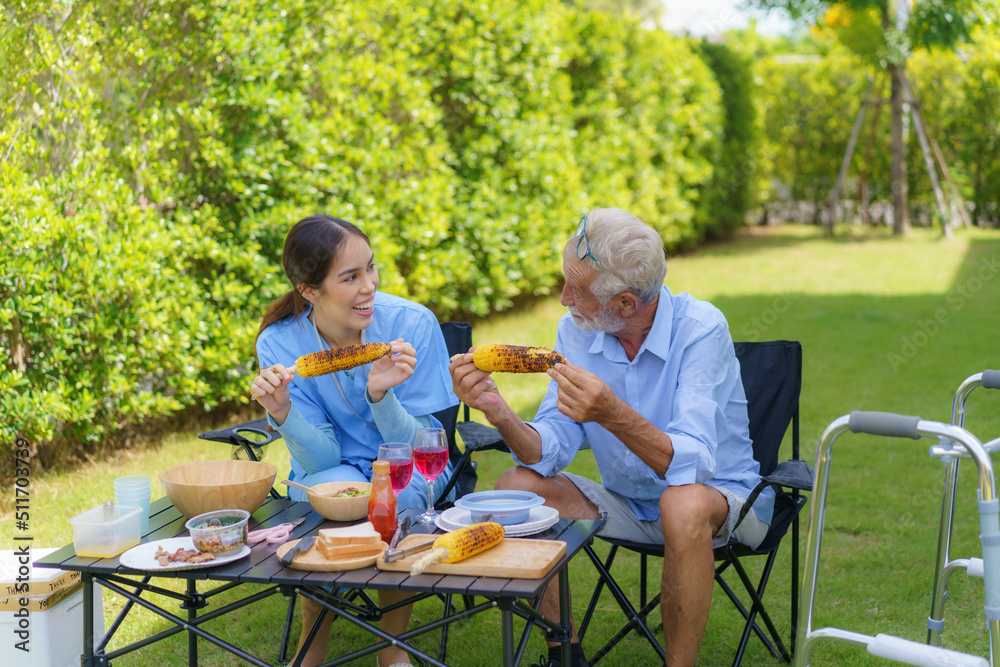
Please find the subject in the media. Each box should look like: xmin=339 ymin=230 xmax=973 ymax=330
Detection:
xmin=748 ymin=0 xmax=995 ymax=234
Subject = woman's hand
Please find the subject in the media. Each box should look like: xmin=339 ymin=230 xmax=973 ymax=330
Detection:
xmin=367 ymin=338 xmax=416 ymax=402
xmin=251 ymin=363 xmax=294 ymax=425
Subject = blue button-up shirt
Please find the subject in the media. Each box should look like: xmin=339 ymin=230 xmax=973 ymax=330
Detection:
xmin=256 ymin=291 xmax=458 ymax=481
xmin=516 ymin=286 xmax=772 ymax=524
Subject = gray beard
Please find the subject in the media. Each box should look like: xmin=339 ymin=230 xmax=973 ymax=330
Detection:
xmin=569 ymin=305 xmax=626 ymax=334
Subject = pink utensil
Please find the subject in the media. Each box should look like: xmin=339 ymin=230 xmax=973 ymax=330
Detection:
xmin=247 ymin=517 xmax=306 ymax=545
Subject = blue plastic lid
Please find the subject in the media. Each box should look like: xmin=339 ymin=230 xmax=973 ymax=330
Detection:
xmin=454 ymin=490 xmax=545 ymax=515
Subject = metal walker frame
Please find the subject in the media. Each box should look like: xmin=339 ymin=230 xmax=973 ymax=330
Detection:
xmin=928 ymin=370 xmax=1000 ymax=647
xmin=796 ymin=410 xmax=997 ymax=667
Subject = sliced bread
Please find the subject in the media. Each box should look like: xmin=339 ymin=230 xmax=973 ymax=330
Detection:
xmin=315 ymin=540 xmax=385 ymax=560
xmin=318 ymin=521 xmax=381 ymax=546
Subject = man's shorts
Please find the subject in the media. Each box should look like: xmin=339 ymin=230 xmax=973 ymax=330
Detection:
xmin=561 ymin=472 xmax=769 ymax=550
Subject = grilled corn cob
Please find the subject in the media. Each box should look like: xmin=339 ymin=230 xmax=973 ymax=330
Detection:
xmin=472 ymin=344 xmax=565 ymax=373
xmin=293 ymin=342 xmax=391 ymax=378
xmin=410 ymin=521 xmax=505 ymax=574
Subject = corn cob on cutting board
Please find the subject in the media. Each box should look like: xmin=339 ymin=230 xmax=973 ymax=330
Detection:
xmin=376 ymin=534 xmax=566 ymax=579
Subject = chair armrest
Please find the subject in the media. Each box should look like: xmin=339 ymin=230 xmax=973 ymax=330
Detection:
xmin=733 ymin=459 xmax=814 ymax=532
xmin=199 ymin=417 xmax=283 ymax=447
xmin=455 ymin=421 xmax=510 ymax=453
xmin=762 ymin=459 xmax=813 ymax=492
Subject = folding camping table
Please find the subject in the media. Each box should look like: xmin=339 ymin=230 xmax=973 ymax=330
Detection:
xmin=36 ymin=496 xmax=603 ymax=667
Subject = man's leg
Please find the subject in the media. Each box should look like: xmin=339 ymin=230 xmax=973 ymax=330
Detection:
xmin=658 ymin=484 xmax=729 ymax=667
xmin=496 ymin=467 xmax=599 ymax=661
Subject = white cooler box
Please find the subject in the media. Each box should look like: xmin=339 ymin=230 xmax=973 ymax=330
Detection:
xmin=1 ymin=548 xmax=104 ymax=667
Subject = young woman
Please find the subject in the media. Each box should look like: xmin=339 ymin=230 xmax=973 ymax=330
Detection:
xmin=251 ymin=213 xmax=456 ymax=667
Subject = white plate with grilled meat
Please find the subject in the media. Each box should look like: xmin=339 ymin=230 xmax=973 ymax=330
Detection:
xmin=120 ymin=537 xmax=251 ymax=571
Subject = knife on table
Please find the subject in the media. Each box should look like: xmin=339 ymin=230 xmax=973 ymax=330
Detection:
xmin=388 ymin=515 xmax=412 ymax=550
xmin=382 ymin=513 xmax=496 ymax=563
xmin=279 ymin=534 xmax=317 ymax=567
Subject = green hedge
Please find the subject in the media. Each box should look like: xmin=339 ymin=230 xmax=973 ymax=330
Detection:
xmin=1 ymin=1 xmax=731 ymax=453
xmin=907 ymin=31 xmax=1000 ymax=226
xmin=754 ymin=44 xmax=872 ymax=222
xmin=698 ymin=39 xmax=759 ymax=233
xmin=749 ymin=27 xmax=1000 ymax=226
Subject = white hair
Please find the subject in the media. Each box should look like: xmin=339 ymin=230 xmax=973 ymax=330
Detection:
xmin=569 ymin=208 xmax=667 ymax=305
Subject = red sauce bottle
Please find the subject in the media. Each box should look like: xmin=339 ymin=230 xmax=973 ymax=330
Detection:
xmin=368 ymin=459 xmax=397 ymax=544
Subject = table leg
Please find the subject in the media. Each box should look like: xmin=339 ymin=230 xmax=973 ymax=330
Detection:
xmin=280 ymin=590 xmax=298 ymax=663
xmin=439 ymin=593 xmax=454 ymax=662
xmin=187 ymin=580 xmax=197 ymax=667
xmin=82 ymin=573 xmax=95 ymax=667
xmin=499 ymin=598 xmax=515 ymax=667
xmin=559 ymin=566 xmax=571 ymax=667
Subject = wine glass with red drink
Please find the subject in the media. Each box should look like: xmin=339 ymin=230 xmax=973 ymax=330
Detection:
xmin=413 ymin=427 xmax=449 ymax=524
xmin=377 ymin=442 xmax=413 ymax=495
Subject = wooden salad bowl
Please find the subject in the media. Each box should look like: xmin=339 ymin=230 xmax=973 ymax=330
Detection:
xmin=160 ymin=460 xmax=276 ymax=519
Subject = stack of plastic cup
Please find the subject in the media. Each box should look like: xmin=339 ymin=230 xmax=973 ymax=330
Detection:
xmin=114 ymin=475 xmax=151 ymax=535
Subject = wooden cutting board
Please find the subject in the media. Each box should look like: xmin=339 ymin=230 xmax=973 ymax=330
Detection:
xmin=376 ymin=534 xmax=566 ymax=579
xmin=276 ymin=538 xmax=386 ymax=572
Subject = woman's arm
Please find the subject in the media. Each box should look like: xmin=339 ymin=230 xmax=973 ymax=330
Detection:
xmin=368 ymin=387 xmax=433 ymax=444
xmin=256 ymin=331 xmax=343 ymax=472
xmin=268 ymin=402 xmax=344 ymax=474
xmin=251 ymin=362 xmax=294 ymax=425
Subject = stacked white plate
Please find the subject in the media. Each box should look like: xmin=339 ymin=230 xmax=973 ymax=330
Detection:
xmin=435 ymin=505 xmax=560 ymax=537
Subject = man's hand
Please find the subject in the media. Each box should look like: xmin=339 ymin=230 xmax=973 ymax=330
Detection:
xmin=548 ymin=361 xmax=626 ymax=426
xmin=448 ymin=349 xmax=504 ymax=418
xmin=550 ymin=361 xmax=674 ymax=475
xmin=449 ymin=347 xmax=545 ymax=464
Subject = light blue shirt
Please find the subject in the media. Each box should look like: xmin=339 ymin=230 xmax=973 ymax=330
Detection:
xmin=516 ymin=286 xmax=773 ymax=525
xmin=256 ymin=291 xmax=458 ymax=484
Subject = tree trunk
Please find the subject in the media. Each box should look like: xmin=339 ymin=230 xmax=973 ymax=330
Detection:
xmin=826 ymin=82 xmax=871 ymax=235
xmin=860 ymin=174 xmax=870 ymax=226
xmin=888 ymin=61 xmax=910 ymax=235
xmin=10 ymin=315 xmax=27 ymax=372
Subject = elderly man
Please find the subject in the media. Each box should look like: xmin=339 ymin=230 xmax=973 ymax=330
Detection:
xmin=449 ymin=208 xmax=772 ymax=667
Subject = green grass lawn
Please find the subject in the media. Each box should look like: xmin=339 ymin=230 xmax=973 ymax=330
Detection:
xmin=7 ymin=224 xmax=1000 ymax=665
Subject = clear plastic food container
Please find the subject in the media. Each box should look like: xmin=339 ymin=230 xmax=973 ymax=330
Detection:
xmin=70 ymin=503 xmax=142 ymax=558
xmin=185 ymin=509 xmax=250 ymax=555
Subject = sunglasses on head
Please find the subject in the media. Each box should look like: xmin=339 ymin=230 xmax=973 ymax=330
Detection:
xmin=575 ymin=215 xmax=602 ymax=265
